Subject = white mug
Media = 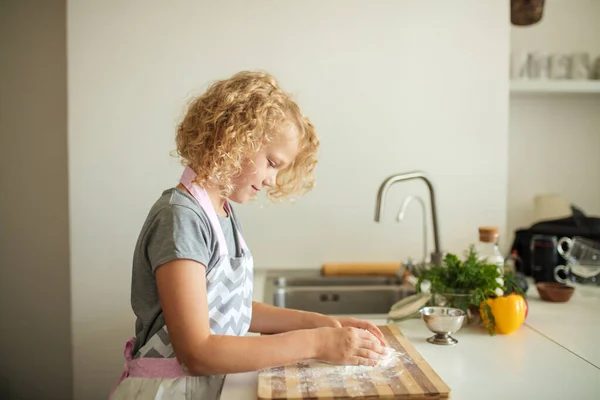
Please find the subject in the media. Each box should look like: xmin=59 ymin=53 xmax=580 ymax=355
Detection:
xmin=549 ymin=54 xmax=570 ymax=79
xmin=528 ymin=52 xmax=550 ymax=79
xmin=570 ymin=53 xmax=590 ymax=80
xmin=511 ymin=51 xmax=529 ymax=80
xmin=591 ymin=56 xmax=600 ymax=80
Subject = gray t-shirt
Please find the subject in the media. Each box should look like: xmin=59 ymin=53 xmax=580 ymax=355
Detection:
xmin=130 ymin=187 xmax=242 ymax=354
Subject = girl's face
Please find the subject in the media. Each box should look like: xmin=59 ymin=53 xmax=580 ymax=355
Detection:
xmin=229 ymin=123 xmax=300 ymax=204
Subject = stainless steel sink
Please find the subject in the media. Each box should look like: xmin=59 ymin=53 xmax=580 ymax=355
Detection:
xmin=262 ymin=270 xmax=416 ymax=315
xmin=272 ymin=275 xmax=400 ymax=287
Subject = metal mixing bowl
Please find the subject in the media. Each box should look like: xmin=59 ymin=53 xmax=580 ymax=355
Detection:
xmin=420 ymin=306 xmax=466 ymax=345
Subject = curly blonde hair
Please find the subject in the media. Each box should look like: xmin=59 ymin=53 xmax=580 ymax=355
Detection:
xmin=175 ymin=71 xmax=319 ymax=201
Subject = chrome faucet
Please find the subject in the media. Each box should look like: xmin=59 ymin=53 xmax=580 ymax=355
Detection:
xmin=374 ymin=171 xmax=443 ymax=266
xmin=397 ymin=195 xmax=429 ymax=265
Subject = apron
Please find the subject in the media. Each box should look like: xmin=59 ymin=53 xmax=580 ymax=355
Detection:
xmin=110 ymin=166 xmax=254 ymax=400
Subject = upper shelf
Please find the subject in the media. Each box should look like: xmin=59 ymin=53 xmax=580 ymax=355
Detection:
xmin=510 ymin=80 xmax=600 ymax=94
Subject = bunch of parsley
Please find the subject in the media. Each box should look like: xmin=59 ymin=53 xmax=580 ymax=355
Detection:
xmin=416 ymin=246 xmax=523 ymax=335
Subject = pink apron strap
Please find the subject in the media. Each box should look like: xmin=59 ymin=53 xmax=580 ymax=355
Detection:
xmin=180 ymin=167 xmax=228 ymax=258
xmin=124 ymin=336 xmax=135 ymax=361
xmin=180 ymin=166 xmax=248 ymax=256
xmin=108 ymin=337 xmax=136 ymax=399
xmin=109 ymin=337 xmax=191 ymax=399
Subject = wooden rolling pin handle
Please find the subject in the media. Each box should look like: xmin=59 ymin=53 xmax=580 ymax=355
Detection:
xmin=321 ymin=262 xmax=402 ymax=276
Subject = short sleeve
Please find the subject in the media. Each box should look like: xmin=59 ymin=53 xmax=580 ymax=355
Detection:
xmin=145 ymin=205 xmax=213 ymax=273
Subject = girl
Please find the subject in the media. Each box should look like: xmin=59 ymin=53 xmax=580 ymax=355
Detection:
xmin=110 ymin=71 xmax=387 ymax=399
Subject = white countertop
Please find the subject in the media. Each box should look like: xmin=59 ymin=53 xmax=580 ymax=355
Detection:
xmin=524 ymin=284 xmax=600 ymax=368
xmin=222 ymin=273 xmax=600 ymax=399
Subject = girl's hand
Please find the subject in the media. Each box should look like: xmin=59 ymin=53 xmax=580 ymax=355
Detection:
xmin=310 ymin=314 xmax=387 ymax=347
xmin=336 ymin=317 xmax=387 ymax=347
xmin=313 ymin=327 xmax=387 ymax=366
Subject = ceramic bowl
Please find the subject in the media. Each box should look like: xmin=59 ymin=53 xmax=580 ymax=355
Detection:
xmin=536 ymin=282 xmax=575 ymax=302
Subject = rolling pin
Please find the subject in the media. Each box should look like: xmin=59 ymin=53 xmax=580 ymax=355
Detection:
xmin=321 ymin=262 xmax=402 ymax=277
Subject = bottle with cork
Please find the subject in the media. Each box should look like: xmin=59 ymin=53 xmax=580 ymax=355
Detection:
xmin=477 ymin=226 xmax=505 ymax=277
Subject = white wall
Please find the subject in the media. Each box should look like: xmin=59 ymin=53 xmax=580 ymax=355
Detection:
xmin=0 ymin=1 xmax=72 ymax=399
xmin=68 ymin=0 xmax=509 ymax=397
xmin=508 ymin=0 xmax=600 ymax=241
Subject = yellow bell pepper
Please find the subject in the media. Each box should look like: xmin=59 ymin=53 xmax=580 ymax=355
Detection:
xmin=480 ymin=293 xmax=527 ymax=334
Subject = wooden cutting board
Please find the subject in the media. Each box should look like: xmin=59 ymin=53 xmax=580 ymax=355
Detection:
xmin=258 ymin=324 xmax=450 ymax=399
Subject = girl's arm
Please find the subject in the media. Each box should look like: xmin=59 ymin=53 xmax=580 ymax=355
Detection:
xmin=249 ymin=301 xmax=338 ymax=332
xmin=156 ymin=259 xmax=386 ymax=376
xmin=250 ymin=301 xmax=386 ymax=346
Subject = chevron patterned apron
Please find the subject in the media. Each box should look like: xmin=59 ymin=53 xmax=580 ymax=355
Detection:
xmin=109 ymin=166 xmax=254 ymax=400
